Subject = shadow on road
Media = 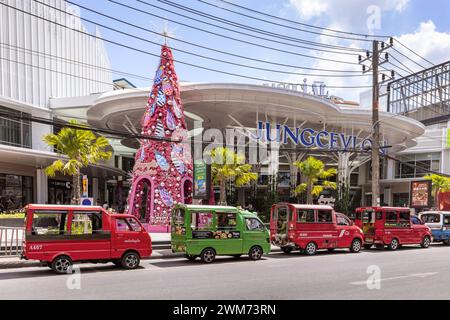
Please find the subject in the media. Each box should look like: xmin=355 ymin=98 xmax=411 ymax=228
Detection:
xmin=0 ymin=264 xmax=145 ymax=281
xmin=148 ymin=256 xmax=270 ymax=268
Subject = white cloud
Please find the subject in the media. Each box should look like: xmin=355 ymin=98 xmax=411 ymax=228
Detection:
xmin=288 ymin=0 xmax=329 ymax=20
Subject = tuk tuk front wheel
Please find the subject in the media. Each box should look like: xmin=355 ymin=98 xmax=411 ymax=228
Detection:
xmin=350 ymin=239 xmax=362 ymax=253
xmin=305 ymin=242 xmax=318 ymax=256
xmin=200 ymin=248 xmax=216 ymax=264
xmin=249 ymin=246 xmax=263 ymax=261
xmin=51 ymin=255 xmax=73 ymax=274
xmin=388 ymin=238 xmax=399 ymax=251
xmin=121 ymin=252 xmax=141 ymax=270
xmin=421 ymin=236 xmax=431 ymax=248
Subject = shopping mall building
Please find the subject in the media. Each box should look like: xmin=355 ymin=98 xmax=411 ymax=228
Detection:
xmin=1 ymin=0 xmax=449 ymax=213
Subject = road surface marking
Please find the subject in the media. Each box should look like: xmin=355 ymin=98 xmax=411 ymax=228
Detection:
xmin=350 ymin=272 xmax=438 ymax=286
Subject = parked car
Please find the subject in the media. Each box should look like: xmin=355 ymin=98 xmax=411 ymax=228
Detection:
xmin=21 ymin=205 xmax=152 ymax=274
xmin=171 ymin=205 xmax=271 ymax=263
xmin=270 ymin=204 xmax=364 ymax=255
xmin=351 ymin=207 xmax=432 ymax=250
xmin=420 ymin=211 xmax=450 ymax=245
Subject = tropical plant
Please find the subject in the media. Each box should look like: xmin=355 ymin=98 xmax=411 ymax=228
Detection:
xmin=424 ymin=174 xmax=450 ymax=208
xmin=209 ymin=147 xmax=258 ymax=205
xmin=43 ymin=120 xmax=113 ymax=204
xmin=294 ymin=156 xmax=337 ymax=205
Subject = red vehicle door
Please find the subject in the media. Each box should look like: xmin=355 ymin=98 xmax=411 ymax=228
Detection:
xmin=111 ymin=216 xmax=148 ymax=259
xmin=335 ymin=214 xmax=354 ymax=248
xmin=314 ymin=209 xmax=339 ymax=249
xmin=68 ymin=210 xmax=112 ymax=260
xmin=398 ymin=210 xmax=414 ymax=244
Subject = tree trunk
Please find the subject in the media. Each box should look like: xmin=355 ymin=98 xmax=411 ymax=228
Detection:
xmin=72 ymin=170 xmax=81 ymax=205
xmin=307 ymin=181 xmax=313 ymax=205
xmin=435 ymin=189 xmax=440 ymax=209
xmin=219 ymin=178 xmax=227 ymax=205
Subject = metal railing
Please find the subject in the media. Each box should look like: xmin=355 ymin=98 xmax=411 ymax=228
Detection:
xmin=0 ymin=227 xmax=24 ymax=257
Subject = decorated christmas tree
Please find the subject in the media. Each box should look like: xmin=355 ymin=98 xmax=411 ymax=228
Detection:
xmin=127 ymin=44 xmax=193 ymax=225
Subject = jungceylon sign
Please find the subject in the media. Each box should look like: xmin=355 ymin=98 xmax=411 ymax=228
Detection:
xmin=253 ymin=121 xmax=387 ymax=153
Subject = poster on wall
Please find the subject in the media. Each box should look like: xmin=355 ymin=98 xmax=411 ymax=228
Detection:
xmin=193 ymin=161 xmax=211 ymax=200
xmin=410 ymin=181 xmax=432 ymax=208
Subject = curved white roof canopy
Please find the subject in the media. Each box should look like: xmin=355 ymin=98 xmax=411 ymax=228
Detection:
xmin=87 ymin=83 xmax=425 ymax=153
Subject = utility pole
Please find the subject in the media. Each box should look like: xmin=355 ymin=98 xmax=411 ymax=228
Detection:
xmin=359 ymin=38 xmax=394 ymax=207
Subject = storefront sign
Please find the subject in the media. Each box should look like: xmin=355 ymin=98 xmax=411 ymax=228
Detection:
xmin=193 ymin=162 xmax=211 ymax=200
xmin=254 ymin=122 xmax=387 ymax=153
xmin=82 ymin=176 xmax=88 ymax=198
xmin=410 ymin=181 xmax=432 ymax=208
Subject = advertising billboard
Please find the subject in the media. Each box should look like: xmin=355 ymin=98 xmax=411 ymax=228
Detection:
xmin=410 ymin=181 xmax=432 ymax=208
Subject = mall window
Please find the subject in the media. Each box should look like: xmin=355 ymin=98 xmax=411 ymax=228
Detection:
xmin=0 ymin=174 xmax=33 ymax=212
xmin=0 ymin=106 xmax=31 ymax=148
xmin=122 ymin=157 xmax=135 ymax=173
xmin=395 ymin=153 xmax=441 ymax=179
xmin=393 ymin=193 xmax=410 ymax=207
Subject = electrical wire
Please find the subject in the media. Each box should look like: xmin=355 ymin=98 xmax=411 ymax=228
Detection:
xmin=133 ymin=0 xmax=367 ymax=55
xmin=159 ymin=0 xmax=372 ymax=46
xmin=104 ymin=0 xmax=366 ymax=73
xmin=0 ymin=42 xmax=154 ymax=83
xmin=4 ymin=2 xmax=374 ymax=89
xmin=215 ymin=0 xmax=391 ymax=40
xmin=394 ymin=38 xmax=435 ymax=67
xmin=53 ymin=0 xmax=373 ymax=78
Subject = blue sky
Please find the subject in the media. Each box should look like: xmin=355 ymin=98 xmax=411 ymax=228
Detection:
xmin=73 ymin=0 xmax=450 ymax=101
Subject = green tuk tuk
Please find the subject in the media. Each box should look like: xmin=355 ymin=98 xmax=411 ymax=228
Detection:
xmin=171 ymin=205 xmax=271 ymax=263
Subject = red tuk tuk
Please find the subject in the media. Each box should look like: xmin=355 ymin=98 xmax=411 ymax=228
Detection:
xmin=270 ymin=204 xmax=364 ymax=255
xmin=21 ymin=205 xmax=152 ymax=273
xmin=351 ymin=207 xmax=432 ymax=250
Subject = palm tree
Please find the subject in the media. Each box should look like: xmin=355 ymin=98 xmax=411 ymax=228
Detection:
xmin=209 ymin=147 xmax=258 ymax=205
xmin=294 ymin=156 xmax=337 ymax=205
xmin=43 ymin=120 xmax=113 ymax=204
xmin=424 ymin=174 xmax=450 ymax=208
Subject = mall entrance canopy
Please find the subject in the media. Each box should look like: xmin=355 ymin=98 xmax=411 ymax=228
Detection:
xmin=86 ymin=83 xmax=425 ymax=195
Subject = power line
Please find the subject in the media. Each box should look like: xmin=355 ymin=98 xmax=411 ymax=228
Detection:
xmin=105 ymin=0 xmax=365 ymax=73
xmin=394 ymin=38 xmax=435 ymax=67
xmin=215 ymin=0 xmax=391 ymax=40
xmin=193 ymin=0 xmax=379 ymax=42
xmin=132 ymin=0 xmax=366 ymax=55
xmin=0 ymin=42 xmax=153 ymax=83
xmin=57 ymin=0 xmax=372 ymax=78
xmin=159 ymin=0 xmax=372 ymax=47
xmin=4 ymin=2 xmax=373 ymax=89
xmin=391 ymin=46 xmax=428 ymax=70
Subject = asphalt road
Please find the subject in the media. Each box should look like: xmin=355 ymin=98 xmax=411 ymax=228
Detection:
xmin=1 ymin=244 xmax=449 ymax=300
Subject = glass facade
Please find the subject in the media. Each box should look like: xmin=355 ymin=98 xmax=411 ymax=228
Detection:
xmin=395 ymin=153 xmax=441 ymax=179
xmin=0 ymin=106 xmax=31 ymax=148
xmin=0 ymin=174 xmax=33 ymax=212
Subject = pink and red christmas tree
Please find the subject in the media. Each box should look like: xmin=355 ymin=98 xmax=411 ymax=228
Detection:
xmin=127 ymin=45 xmax=193 ymax=225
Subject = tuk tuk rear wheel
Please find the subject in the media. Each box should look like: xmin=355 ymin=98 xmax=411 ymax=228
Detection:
xmin=200 ymin=248 xmax=216 ymax=264
xmin=281 ymin=247 xmax=293 ymax=254
xmin=51 ymin=255 xmax=73 ymax=274
xmin=305 ymin=242 xmax=318 ymax=256
xmin=388 ymin=238 xmax=399 ymax=251
xmin=249 ymin=246 xmax=263 ymax=261
xmin=121 ymin=252 xmax=140 ymax=270
xmin=421 ymin=236 xmax=431 ymax=248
